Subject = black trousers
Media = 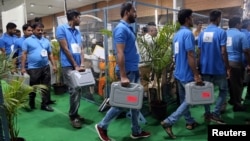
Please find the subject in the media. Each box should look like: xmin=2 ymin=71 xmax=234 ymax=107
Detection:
xmin=228 ymin=62 xmax=244 ymax=107
xmin=27 ymin=65 xmax=51 ymax=106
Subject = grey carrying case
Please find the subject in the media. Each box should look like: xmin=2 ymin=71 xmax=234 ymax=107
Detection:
xmin=109 ymin=82 xmax=144 ymax=109
xmin=7 ymin=72 xmax=30 ymax=86
xmin=185 ymin=81 xmax=214 ymax=105
xmin=69 ymin=69 xmax=95 ymax=88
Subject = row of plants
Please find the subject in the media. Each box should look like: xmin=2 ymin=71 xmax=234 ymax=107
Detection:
xmin=0 ymin=53 xmax=47 ymax=141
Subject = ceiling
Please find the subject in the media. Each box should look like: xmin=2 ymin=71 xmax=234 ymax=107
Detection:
xmin=0 ymin=0 xmax=107 ymax=21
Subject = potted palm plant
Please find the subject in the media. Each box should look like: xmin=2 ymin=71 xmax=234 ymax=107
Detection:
xmin=0 ymin=54 xmax=47 ymax=141
xmin=137 ymin=22 xmax=179 ymax=120
xmin=51 ymin=39 xmax=67 ymax=95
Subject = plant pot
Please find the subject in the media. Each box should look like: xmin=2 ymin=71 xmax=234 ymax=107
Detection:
xmin=150 ymin=101 xmax=167 ymax=121
xmin=12 ymin=137 xmax=26 ymax=141
xmin=52 ymin=83 xmax=68 ymax=95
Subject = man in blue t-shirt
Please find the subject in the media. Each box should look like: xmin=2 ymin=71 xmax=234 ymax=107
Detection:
xmin=241 ymin=19 xmax=250 ymax=100
xmin=95 ymin=2 xmax=150 ymax=141
xmin=0 ymin=22 xmax=18 ymax=56
xmin=198 ymin=10 xmax=230 ymax=124
xmin=21 ymin=22 xmax=57 ymax=112
xmin=226 ymin=17 xmax=250 ymax=112
xmin=13 ymin=23 xmax=33 ymax=70
xmin=56 ymin=10 xmax=85 ymax=129
xmin=160 ymin=9 xmax=203 ymax=139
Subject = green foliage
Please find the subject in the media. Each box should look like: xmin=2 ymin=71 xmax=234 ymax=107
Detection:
xmin=51 ymin=40 xmax=60 ymax=59
xmin=0 ymin=53 xmax=47 ymax=140
xmin=1 ymin=79 xmax=47 ymax=140
xmin=100 ymin=29 xmax=112 ymax=38
xmin=0 ymin=53 xmax=15 ymax=79
xmin=137 ymin=23 xmax=180 ymax=101
xmin=51 ymin=40 xmax=62 ymax=84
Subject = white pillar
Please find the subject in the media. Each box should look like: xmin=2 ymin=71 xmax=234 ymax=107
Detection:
xmin=155 ymin=0 xmax=158 ymax=26
xmin=173 ymin=0 xmax=177 ymax=23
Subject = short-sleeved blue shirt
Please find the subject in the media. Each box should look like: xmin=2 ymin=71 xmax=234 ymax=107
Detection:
xmin=0 ymin=33 xmax=18 ymax=56
xmin=241 ymin=29 xmax=250 ymax=66
xmin=22 ymin=35 xmax=52 ymax=69
xmin=113 ymin=20 xmax=139 ymax=71
xmin=56 ymin=24 xmax=83 ymax=67
xmin=173 ymin=26 xmax=196 ymax=82
xmin=226 ymin=28 xmax=249 ymax=63
xmin=14 ymin=36 xmax=27 ymax=68
xmin=198 ymin=24 xmax=227 ymax=75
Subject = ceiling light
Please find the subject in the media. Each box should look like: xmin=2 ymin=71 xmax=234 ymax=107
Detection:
xmin=29 ymin=12 xmax=34 ymax=16
xmin=48 ymin=5 xmax=53 ymax=8
xmin=30 ymin=3 xmax=35 ymax=7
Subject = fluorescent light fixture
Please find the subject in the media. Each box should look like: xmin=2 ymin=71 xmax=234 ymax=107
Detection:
xmin=29 ymin=12 xmax=34 ymax=16
xmin=30 ymin=3 xmax=35 ymax=7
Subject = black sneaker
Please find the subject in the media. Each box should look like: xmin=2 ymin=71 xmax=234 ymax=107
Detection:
xmin=210 ymin=115 xmax=226 ymax=125
xmin=95 ymin=124 xmax=110 ymax=141
xmin=130 ymin=131 xmax=151 ymax=139
xmin=76 ymin=115 xmax=85 ymax=123
xmin=245 ymin=118 xmax=250 ymax=124
xmin=204 ymin=113 xmax=211 ymax=123
xmin=70 ymin=118 xmax=82 ymax=129
xmin=245 ymin=94 xmax=250 ymax=100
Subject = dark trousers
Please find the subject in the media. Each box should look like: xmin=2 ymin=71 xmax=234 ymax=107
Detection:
xmin=228 ymin=62 xmax=244 ymax=107
xmin=27 ymin=65 xmax=51 ymax=106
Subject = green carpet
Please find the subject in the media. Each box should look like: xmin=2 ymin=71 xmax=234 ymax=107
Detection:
xmin=17 ymin=88 xmax=250 ymax=141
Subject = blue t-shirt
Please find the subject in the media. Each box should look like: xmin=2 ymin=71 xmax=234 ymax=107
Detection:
xmin=113 ymin=20 xmax=139 ymax=72
xmin=22 ymin=35 xmax=52 ymax=69
xmin=241 ymin=29 xmax=250 ymax=66
xmin=14 ymin=36 xmax=27 ymax=68
xmin=0 ymin=33 xmax=18 ymax=56
xmin=56 ymin=24 xmax=82 ymax=67
xmin=226 ymin=28 xmax=249 ymax=63
xmin=173 ymin=26 xmax=196 ymax=82
xmin=198 ymin=24 xmax=227 ymax=75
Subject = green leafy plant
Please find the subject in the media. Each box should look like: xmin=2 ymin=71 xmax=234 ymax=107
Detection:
xmin=1 ymin=79 xmax=46 ymax=141
xmin=51 ymin=40 xmax=62 ymax=85
xmin=100 ymin=29 xmax=112 ymax=38
xmin=0 ymin=54 xmax=47 ymax=140
xmin=137 ymin=23 xmax=180 ymax=102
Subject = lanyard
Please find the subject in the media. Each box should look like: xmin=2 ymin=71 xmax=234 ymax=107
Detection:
xmin=68 ymin=28 xmax=79 ymax=44
xmin=35 ymin=37 xmax=46 ymax=49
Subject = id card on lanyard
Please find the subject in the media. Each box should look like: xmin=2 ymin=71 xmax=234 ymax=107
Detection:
xmin=69 ymin=28 xmax=81 ymax=54
xmin=36 ymin=38 xmax=48 ymax=57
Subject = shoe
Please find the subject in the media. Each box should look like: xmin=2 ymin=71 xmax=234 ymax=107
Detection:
xmin=41 ymin=105 xmax=54 ymax=112
xmin=160 ymin=121 xmax=176 ymax=139
xmin=245 ymin=118 xmax=250 ymax=124
xmin=47 ymin=100 xmax=56 ymax=105
xmin=186 ymin=122 xmax=199 ymax=130
xmin=210 ymin=114 xmax=226 ymax=125
xmin=220 ymin=102 xmax=227 ymax=114
xmin=130 ymin=131 xmax=151 ymax=139
xmin=95 ymin=124 xmax=110 ymax=141
xmin=70 ymin=118 xmax=82 ymax=129
xmin=204 ymin=113 xmax=211 ymax=123
xmin=76 ymin=115 xmax=85 ymax=123
xmin=245 ymin=94 xmax=250 ymax=100
xmin=29 ymin=98 xmax=35 ymax=109
xmin=233 ymin=106 xmax=247 ymax=112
